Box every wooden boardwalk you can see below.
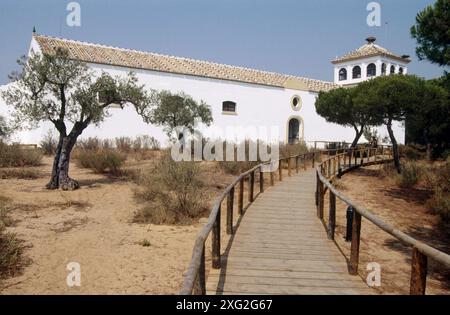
[206,169,373,295]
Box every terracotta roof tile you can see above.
[332,42,411,64]
[33,34,336,92]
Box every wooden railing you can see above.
[316,146,450,295]
[179,151,319,295]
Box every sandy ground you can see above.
[323,164,450,295]
[0,156,234,295]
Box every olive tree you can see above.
[2,49,155,190]
[150,90,213,141]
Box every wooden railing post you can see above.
[238,178,244,215]
[226,187,235,235]
[315,172,319,206]
[349,149,352,168]
[259,168,264,193]
[296,156,299,173]
[288,158,292,177]
[279,160,283,181]
[328,191,336,240]
[303,155,307,170]
[318,181,324,219]
[327,160,331,178]
[249,171,255,202]
[333,157,336,175]
[270,171,274,186]
[410,247,428,295]
[354,150,357,166]
[192,244,206,295]
[312,153,315,168]
[212,205,221,269]
[349,211,362,275]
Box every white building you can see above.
[0,33,406,147]
[333,37,411,86]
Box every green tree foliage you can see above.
[411,0,450,66]
[354,75,433,173]
[315,87,381,148]
[150,90,213,141]
[2,49,155,190]
[406,76,449,158]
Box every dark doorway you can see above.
[288,118,300,144]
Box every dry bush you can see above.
[279,142,309,159]
[396,161,422,188]
[0,168,41,179]
[399,144,426,161]
[0,198,26,278]
[115,137,133,154]
[134,152,208,224]
[332,178,347,190]
[379,162,397,179]
[424,160,450,226]
[76,137,102,151]
[76,149,126,176]
[39,131,58,155]
[132,135,160,151]
[216,140,269,175]
[0,141,43,167]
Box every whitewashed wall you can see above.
[334,55,409,86]
[0,37,405,147]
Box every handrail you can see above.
[180,150,320,295]
[315,147,450,295]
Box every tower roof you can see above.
[332,37,411,64]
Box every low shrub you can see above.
[218,161,258,175]
[424,160,450,225]
[427,188,450,224]
[0,168,41,179]
[396,162,422,188]
[40,131,58,155]
[399,144,426,161]
[77,137,102,151]
[134,152,208,224]
[279,142,309,159]
[76,149,126,176]
[0,141,43,167]
[133,135,160,151]
[115,137,133,153]
[0,199,26,278]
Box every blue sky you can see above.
[0,0,446,85]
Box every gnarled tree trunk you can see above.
[46,134,80,190]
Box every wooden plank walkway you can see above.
[206,168,374,295]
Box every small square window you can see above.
[222,101,236,113]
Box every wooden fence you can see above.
[316,147,450,295]
[179,151,319,295]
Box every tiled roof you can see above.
[33,34,336,92]
[332,42,411,64]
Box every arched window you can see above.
[367,63,376,77]
[352,66,361,79]
[399,67,404,74]
[390,65,396,74]
[222,101,236,113]
[339,68,347,81]
[381,63,387,75]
